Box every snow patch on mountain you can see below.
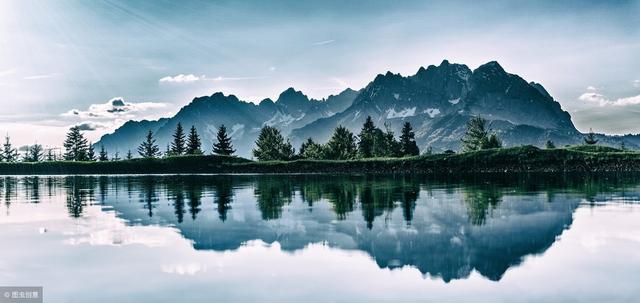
[448,98,460,105]
[263,112,305,127]
[393,93,400,100]
[423,108,441,118]
[386,107,416,119]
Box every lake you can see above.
[1,174,639,303]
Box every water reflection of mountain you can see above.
[3,174,639,282]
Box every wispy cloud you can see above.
[62,97,168,119]
[24,73,61,80]
[312,39,335,46]
[579,90,640,107]
[75,121,108,131]
[0,69,16,77]
[159,74,202,83]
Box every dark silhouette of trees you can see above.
[358,116,376,158]
[170,122,186,155]
[63,126,89,161]
[138,130,160,158]
[186,126,203,155]
[98,145,109,161]
[24,144,44,162]
[253,126,294,161]
[399,122,420,156]
[324,125,357,160]
[213,124,235,155]
[545,140,555,149]
[1,135,18,162]
[87,143,96,161]
[126,150,133,160]
[584,128,599,145]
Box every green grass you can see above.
[1,145,639,175]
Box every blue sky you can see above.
[0,0,639,146]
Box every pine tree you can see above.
[46,149,56,161]
[63,126,89,161]
[325,126,357,160]
[545,140,556,149]
[461,116,489,152]
[484,134,502,149]
[383,124,401,157]
[87,143,96,161]
[170,123,186,155]
[252,126,294,161]
[99,146,109,161]
[2,135,18,162]
[213,124,235,155]
[357,116,376,158]
[399,122,420,156]
[112,151,121,161]
[126,150,133,160]
[186,125,203,155]
[299,138,325,159]
[584,128,598,145]
[138,130,160,158]
[24,144,44,162]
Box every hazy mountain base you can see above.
[2,146,640,175]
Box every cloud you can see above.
[75,122,107,131]
[586,85,597,91]
[62,97,168,119]
[579,91,640,107]
[24,73,61,80]
[0,69,16,77]
[159,74,202,83]
[312,39,335,46]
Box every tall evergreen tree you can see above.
[299,138,325,159]
[63,126,89,161]
[170,122,186,155]
[112,151,121,161]
[126,150,133,160]
[213,124,235,155]
[584,128,599,145]
[98,145,109,161]
[383,124,401,157]
[461,116,489,152]
[357,116,376,158]
[399,122,420,156]
[325,126,357,160]
[87,143,96,161]
[138,130,160,158]
[2,135,18,162]
[186,125,203,155]
[252,126,294,161]
[24,144,44,162]
[46,149,56,161]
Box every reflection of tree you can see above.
[167,181,186,223]
[23,176,41,203]
[139,176,158,218]
[3,177,17,210]
[98,176,108,204]
[463,185,502,225]
[64,176,95,218]
[254,177,293,220]
[324,182,357,220]
[213,178,233,221]
[186,178,203,221]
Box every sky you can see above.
[0,0,639,148]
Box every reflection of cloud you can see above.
[161,263,206,275]
[159,74,202,83]
[62,97,168,119]
[312,39,335,46]
[578,90,640,107]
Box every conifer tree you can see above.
[138,130,160,158]
[357,116,376,158]
[186,125,203,155]
[87,143,96,161]
[299,138,325,159]
[126,150,133,160]
[170,122,186,155]
[46,149,56,161]
[252,126,294,161]
[325,126,357,160]
[24,144,44,162]
[545,140,556,149]
[399,122,420,156]
[461,116,489,152]
[2,135,18,162]
[63,126,89,161]
[213,124,235,155]
[485,134,502,149]
[99,146,109,161]
[112,151,121,161]
[383,124,401,157]
[584,128,598,145]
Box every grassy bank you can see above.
[1,145,639,175]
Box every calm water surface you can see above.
[1,174,639,303]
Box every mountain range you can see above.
[95,60,638,157]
